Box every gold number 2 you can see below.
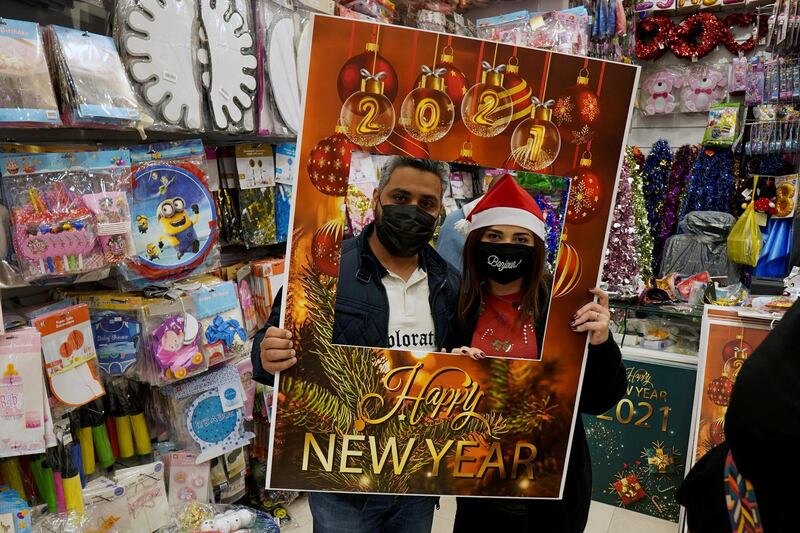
[357,96,380,135]
[474,90,499,126]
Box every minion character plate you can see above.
[129,157,217,280]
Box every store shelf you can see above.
[615,336,699,368]
[0,127,296,146]
[609,300,704,322]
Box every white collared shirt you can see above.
[382,267,436,352]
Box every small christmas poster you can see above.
[583,357,696,523]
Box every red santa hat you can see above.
[454,174,545,240]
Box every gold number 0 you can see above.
[474,90,499,126]
[415,98,440,133]
[357,96,380,134]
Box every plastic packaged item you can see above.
[343,0,396,22]
[729,56,747,95]
[477,11,531,46]
[198,0,257,132]
[166,451,210,506]
[81,476,130,532]
[729,178,765,266]
[114,461,170,532]
[255,0,294,137]
[236,145,277,247]
[0,18,61,127]
[0,486,31,532]
[123,140,220,286]
[0,149,133,282]
[82,293,144,376]
[681,63,728,113]
[640,67,684,115]
[115,0,204,131]
[32,304,105,408]
[192,280,247,367]
[274,143,296,243]
[161,365,254,463]
[171,502,280,533]
[703,103,741,148]
[142,296,207,385]
[45,25,140,128]
[266,8,302,134]
[660,211,741,280]
[0,328,46,458]
[745,55,765,107]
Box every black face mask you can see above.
[476,242,536,285]
[374,202,437,258]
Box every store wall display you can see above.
[690,307,771,465]
[0,19,62,127]
[267,16,638,498]
[584,357,696,523]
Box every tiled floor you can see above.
[284,496,680,533]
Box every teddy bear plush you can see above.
[643,71,683,114]
[681,67,727,112]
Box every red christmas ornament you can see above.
[669,13,723,60]
[312,219,345,277]
[566,153,603,224]
[553,231,581,298]
[374,129,430,158]
[707,376,734,407]
[635,16,675,61]
[553,69,600,145]
[504,57,533,125]
[337,42,399,103]
[709,418,726,446]
[413,46,468,119]
[454,141,479,166]
[722,335,753,362]
[307,126,362,197]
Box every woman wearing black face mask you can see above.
[445,174,626,533]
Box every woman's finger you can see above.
[590,287,610,308]
[574,302,610,320]
[572,308,609,327]
[573,320,610,333]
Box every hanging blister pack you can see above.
[81,293,144,377]
[142,295,207,385]
[192,279,248,367]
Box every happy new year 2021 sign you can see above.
[267,15,639,498]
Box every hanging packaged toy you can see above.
[234,266,258,336]
[0,328,46,458]
[82,477,131,532]
[774,175,798,219]
[162,365,254,463]
[142,295,207,384]
[0,18,61,127]
[114,461,170,532]
[83,293,144,376]
[274,143,296,243]
[640,68,684,115]
[192,279,247,367]
[345,151,376,235]
[32,304,105,408]
[729,56,747,95]
[0,149,132,282]
[45,25,140,127]
[477,11,531,46]
[0,488,31,533]
[745,56,765,106]
[124,140,219,286]
[703,103,741,148]
[166,451,210,506]
[681,63,728,113]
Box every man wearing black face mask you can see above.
[250,156,460,533]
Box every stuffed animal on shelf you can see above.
[681,67,727,112]
[199,508,255,533]
[643,71,683,114]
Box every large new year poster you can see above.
[690,307,771,465]
[584,357,696,522]
[267,15,639,498]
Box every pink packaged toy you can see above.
[641,69,684,115]
[142,296,207,384]
[681,64,728,113]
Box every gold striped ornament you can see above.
[553,230,582,298]
[504,57,534,124]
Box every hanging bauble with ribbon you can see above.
[312,219,345,277]
[307,124,362,197]
[504,56,533,125]
[337,42,399,103]
[340,69,395,147]
[454,141,479,166]
[553,230,581,298]
[565,152,603,224]
[553,68,601,145]
[399,65,455,143]
[375,130,430,158]
[510,97,561,171]
[707,375,734,407]
[721,335,753,362]
[461,62,513,138]
[414,46,468,119]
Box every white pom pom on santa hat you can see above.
[461,174,546,240]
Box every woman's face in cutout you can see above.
[480,225,536,247]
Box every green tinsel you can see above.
[628,148,654,283]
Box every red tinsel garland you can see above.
[635,16,675,61]
[669,13,724,60]
[635,11,763,61]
